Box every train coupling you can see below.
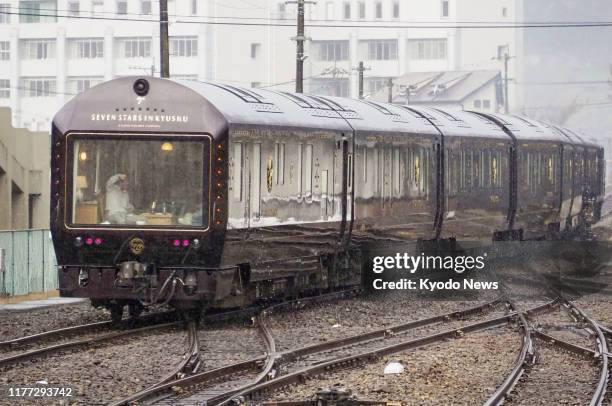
[116,261,151,287]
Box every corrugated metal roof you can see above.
[370,70,502,104]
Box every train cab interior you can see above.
[69,137,207,228]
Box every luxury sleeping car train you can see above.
[50,76,604,318]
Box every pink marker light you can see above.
[173,239,181,247]
[85,237,94,245]
[94,237,103,245]
[182,239,190,247]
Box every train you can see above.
[50,76,605,319]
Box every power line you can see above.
[4,10,612,29]
[12,5,612,25]
[515,80,611,86]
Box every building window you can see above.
[191,0,197,15]
[251,82,261,88]
[68,77,103,93]
[121,37,151,58]
[343,2,350,19]
[310,78,349,97]
[483,99,491,109]
[375,1,382,18]
[19,1,57,23]
[502,7,507,17]
[0,79,9,98]
[393,1,400,18]
[441,0,449,17]
[170,37,198,57]
[141,0,151,15]
[325,2,334,20]
[70,38,104,59]
[22,39,56,59]
[21,77,56,97]
[91,0,103,17]
[358,1,365,19]
[473,100,482,108]
[364,40,398,60]
[278,3,285,18]
[250,43,260,59]
[68,1,79,16]
[0,41,9,60]
[316,40,349,61]
[0,3,10,23]
[116,0,127,15]
[367,78,388,95]
[408,38,447,60]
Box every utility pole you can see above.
[503,53,509,114]
[352,62,370,99]
[387,78,394,103]
[497,44,514,114]
[160,0,170,78]
[287,0,315,93]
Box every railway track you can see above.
[0,311,179,368]
[113,296,522,405]
[110,289,360,405]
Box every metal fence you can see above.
[0,229,58,297]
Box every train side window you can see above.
[304,144,313,196]
[297,144,303,196]
[348,153,353,189]
[363,147,368,183]
[393,148,400,197]
[232,142,242,201]
[274,142,285,185]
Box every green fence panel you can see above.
[0,232,12,296]
[44,232,58,291]
[12,231,29,296]
[28,231,44,293]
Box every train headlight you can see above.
[133,78,149,96]
[74,236,83,247]
[192,239,201,249]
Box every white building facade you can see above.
[0,0,522,131]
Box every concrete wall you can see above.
[0,107,50,231]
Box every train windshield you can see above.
[70,137,207,228]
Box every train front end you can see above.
[51,77,233,315]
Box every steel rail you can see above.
[532,330,598,358]
[482,300,547,406]
[0,310,177,349]
[564,300,609,406]
[108,321,201,406]
[0,321,178,368]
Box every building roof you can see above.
[371,70,502,105]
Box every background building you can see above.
[0,0,518,131]
[370,70,503,112]
[0,0,609,147]
[0,107,49,230]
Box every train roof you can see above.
[53,76,599,150]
